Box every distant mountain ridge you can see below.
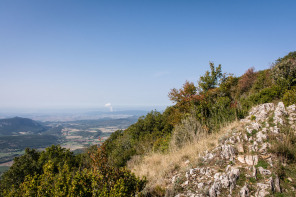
[0,117,46,135]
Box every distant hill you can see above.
[0,117,47,135]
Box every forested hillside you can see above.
[0,117,47,135]
[0,52,295,196]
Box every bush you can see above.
[1,145,146,196]
[170,115,205,149]
[238,67,256,94]
[270,127,296,162]
[271,51,296,87]
[283,89,296,106]
[251,69,272,93]
[103,110,174,167]
[245,85,283,105]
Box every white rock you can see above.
[252,166,257,177]
[270,176,281,193]
[228,168,240,193]
[197,182,204,189]
[237,143,244,153]
[255,183,270,197]
[259,143,269,153]
[220,174,230,188]
[287,104,296,113]
[189,168,196,175]
[252,141,259,152]
[258,167,271,175]
[185,171,190,179]
[274,102,287,125]
[240,184,250,197]
[172,175,178,184]
[238,155,245,163]
[245,155,258,166]
[247,103,274,123]
[243,134,249,141]
[204,152,215,161]
[182,180,189,187]
[209,181,221,197]
[256,131,267,143]
[270,126,280,134]
[221,144,236,161]
[214,173,221,181]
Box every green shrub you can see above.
[251,69,272,93]
[103,110,174,167]
[271,51,296,87]
[283,89,296,106]
[249,85,283,104]
[250,115,256,121]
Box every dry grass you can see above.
[127,121,243,191]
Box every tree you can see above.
[168,81,197,104]
[198,62,223,92]
[238,67,256,94]
[271,51,296,88]
[0,148,41,194]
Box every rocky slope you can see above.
[169,102,296,197]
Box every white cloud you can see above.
[104,103,113,112]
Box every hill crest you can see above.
[0,117,46,135]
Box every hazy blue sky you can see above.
[0,0,296,111]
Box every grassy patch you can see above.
[247,129,258,137]
[270,127,296,162]
[250,115,256,121]
[248,177,256,183]
[268,116,276,127]
[237,168,246,186]
[255,159,269,169]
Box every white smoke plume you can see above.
[104,103,113,112]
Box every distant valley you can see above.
[0,111,144,170]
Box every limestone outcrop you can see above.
[170,102,296,197]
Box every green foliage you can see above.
[198,62,223,92]
[240,85,284,115]
[20,162,145,197]
[0,117,47,135]
[272,51,296,88]
[219,75,238,98]
[250,115,256,121]
[0,145,82,195]
[0,135,58,150]
[104,110,173,167]
[251,69,272,93]
[282,89,296,106]
[0,145,146,196]
[38,145,79,173]
[255,159,269,169]
[0,148,42,193]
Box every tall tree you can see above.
[198,62,222,92]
